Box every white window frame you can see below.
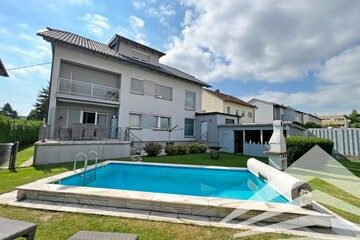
[154,116,171,130]
[155,84,172,101]
[242,110,245,117]
[130,77,144,95]
[248,112,253,118]
[184,118,195,137]
[129,113,142,129]
[185,90,196,110]
[227,106,231,114]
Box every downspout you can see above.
[46,42,55,124]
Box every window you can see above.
[227,106,230,114]
[131,49,149,63]
[154,116,170,129]
[185,90,196,110]
[235,110,239,115]
[248,112,253,118]
[155,84,172,100]
[242,110,245,117]
[82,112,96,124]
[225,118,235,124]
[184,118,195,137]
[129,114,141,129]
[130,78,144,94]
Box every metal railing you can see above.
[58,78,120,101]
[118,127,143,153]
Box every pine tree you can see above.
[0,102,18,118]
[348,109,360,128]
[27,82,49,120]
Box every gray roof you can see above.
[37,28,210,87]
[0,59,9,77]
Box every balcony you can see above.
[58,78,120,102]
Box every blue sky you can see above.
[1,0,360,117]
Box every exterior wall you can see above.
[48,44,202,142]
[222,101,255,123]
[295,112,304,124]
[307,128,360,156]
[34,141,131,165]
[249,100,274,122]
[283,108,297,122]
[201,90,223,113]
[320,115,349,128]
[303,114,322,125]
[118,41,160,66]
[195,113,238,146]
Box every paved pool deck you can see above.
[1,190,360,239]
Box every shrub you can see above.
[176,144,188,155]
[164,144,178,156]
[286,136,334,166]
[143,142,162,157]
[0,115,42,146]
[188,142,208,154]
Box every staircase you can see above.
[118,127,143,155]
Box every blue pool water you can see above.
[57,163,289,203]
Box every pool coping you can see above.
[16,161,333,227]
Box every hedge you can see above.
[0,115,42,146]
[286,136,334,166]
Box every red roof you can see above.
[205,89,255,108]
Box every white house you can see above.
[248,98,321,125]
[38,27,210,147]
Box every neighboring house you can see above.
[202,89,256,123]
[37,27,210,145]
[320,115,349,128]
[0,59,9,77]
[248,98,321,125]
[195,112,240,146]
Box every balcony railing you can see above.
[58,78,120,101]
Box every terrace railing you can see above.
[58,78,120,102]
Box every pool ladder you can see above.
[74,151,98,186]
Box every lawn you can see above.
[0,149,359,239]
[16,144,35,167]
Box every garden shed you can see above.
[218,121,306,157]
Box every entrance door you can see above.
[97,113,108,127]
[234,131,243,154]
[201,121,208,141]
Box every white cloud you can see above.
[82,13,110,36]
[129,16,145,28]
[162,0,360,83]
[146,4,175,27]
[133,1,146,9]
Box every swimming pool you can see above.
[56,162,289,204]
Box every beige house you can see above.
[320,115,349,128]
[202,89,256,123]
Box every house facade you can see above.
[249,98,321,125]
[38,28,210,145]
[202,89,256,123]
[320,115,349,128]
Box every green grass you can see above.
[16,144,35,167]
[0,205,290,240]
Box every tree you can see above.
[348,109,360,128]
[27,82,49,120]
[0,102,18,118]
[304,122,322,128]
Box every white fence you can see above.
[244,142,269,158]
[307,128,360,156]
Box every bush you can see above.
[188,142,208,154]
[286,136,334,166]
[143,142,162,157]
[176,144,188,155]
[0,115,42,146]
[164,144,178,156]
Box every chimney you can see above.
[215,89,220,93]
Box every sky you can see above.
[0,0,360,117]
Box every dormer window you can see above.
[132,49,149,63]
